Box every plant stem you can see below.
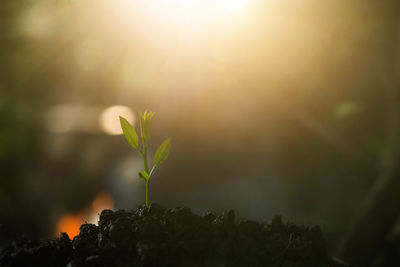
[143,152,149,173]
[142,149,150,206]
[149,165,156,176]
[145,179,150,206]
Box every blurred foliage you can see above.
[0,0,46,239]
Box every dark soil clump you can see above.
[1,204,345,266]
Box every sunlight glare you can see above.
[226,0,247,15]
[133,0,249,27]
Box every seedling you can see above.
[119,110,171,206]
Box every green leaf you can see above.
[153,138,171,166]
[139,171,150,181]
[139,110,155,148]
[119,116,139,150]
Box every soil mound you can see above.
[1,203,345,266]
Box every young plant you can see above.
[119,110,171,206]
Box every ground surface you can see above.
[0,203,345,266]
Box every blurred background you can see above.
[1,0,400,265]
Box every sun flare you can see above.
[226,0,247,14]
[132,0,249,26]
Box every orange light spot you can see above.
[55,192,114,238]
[56,214,83,238]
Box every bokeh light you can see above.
[99,105,135,135]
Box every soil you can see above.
[0,203,346,267]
